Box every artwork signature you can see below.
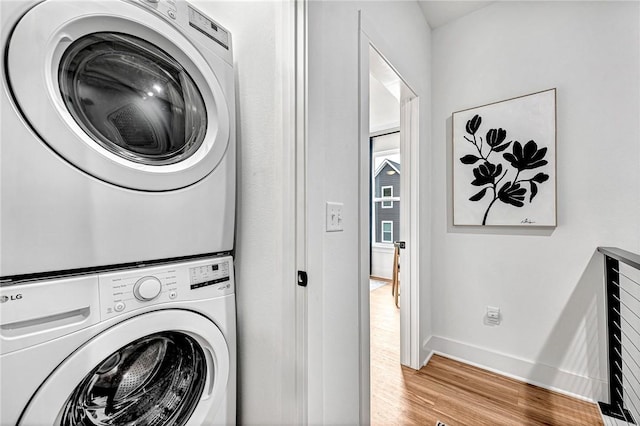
[521,218,536,224]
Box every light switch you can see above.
[326,202,344,232]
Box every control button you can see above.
[114,302,126,312]
[169,290,178,300]
[134,276,162,301]
[167,9,176,19]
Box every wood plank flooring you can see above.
[370,283,604,425]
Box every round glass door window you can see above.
[58,332,207,426]
[58,33,207,165]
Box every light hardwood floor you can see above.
[370,283,604,425]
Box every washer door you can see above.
[7,0,230,191]
[19,310,230,426]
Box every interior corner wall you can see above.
[306,1,431,423]
[430,1,640,400]
[189,2,292,424]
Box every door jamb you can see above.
[282,0,308,424]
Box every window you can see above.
[381,186,393,208]
[381,221,393,243]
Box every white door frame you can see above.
[400,93,421,368]
[358,10,422,423]
[293,0,309,423]
[279,0,306,424]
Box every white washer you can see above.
[1,0,236,276]
[0,255,236,425]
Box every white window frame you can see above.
[381,220,393,243]
[381,185,393,208]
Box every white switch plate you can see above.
[326,202,344,232]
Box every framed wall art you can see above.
[452,89,557,226]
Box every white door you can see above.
[7,0,230,191]
[19,310,230,426]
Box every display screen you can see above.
[188,7,229,50]
[189,262,229,289]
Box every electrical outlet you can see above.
[326,202,344,232]
[486,306,501,326]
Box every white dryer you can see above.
[1,0,235,276]
[0,255,236,425]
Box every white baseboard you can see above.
[422,335,607,403]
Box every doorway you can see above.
[362,41,420,422]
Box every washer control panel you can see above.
[99,256,233,320]
[133,276,163,301]
[189,261,230,290]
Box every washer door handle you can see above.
[202,347,216,400]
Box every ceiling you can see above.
[370,47,401,102]
[369,2,496,131]
[369,47,400,132]
[418,1,494,29]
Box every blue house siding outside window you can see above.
[374,160,400,244]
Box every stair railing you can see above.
[598,247,640,424]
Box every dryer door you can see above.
[19,310,230,426]
[7,0,231,191]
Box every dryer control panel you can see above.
[99,256,234,320]
[133,0,232,55]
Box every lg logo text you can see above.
[0,294,23,303]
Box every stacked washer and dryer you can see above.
[0,0,237,424]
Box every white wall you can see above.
[371,246,394,279]
[430,1,640,401]
[189,2,295,424]
[307,1,431,422]
[370,75,399,133]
